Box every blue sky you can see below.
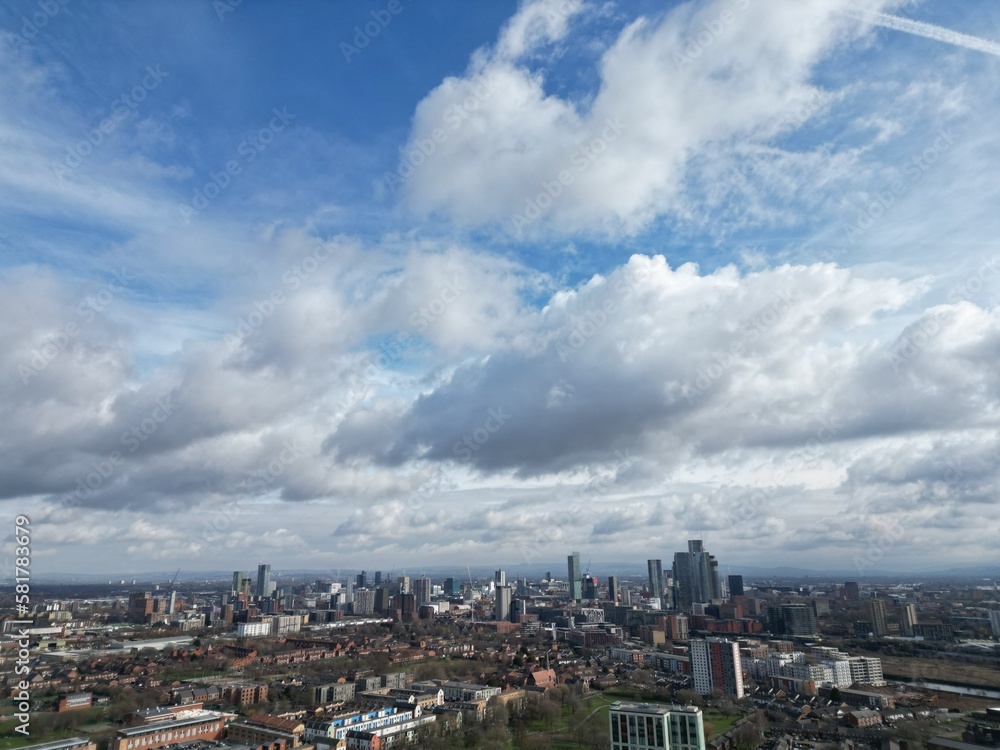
[2,0,1000,576]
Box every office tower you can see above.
[356,571,367,589]
[583,575,598,600]
[727,575,744,597]
[398,575,411,595]
[609,703,706,750]
[690,638,745,698]
[648,559,664,602]
[865,599,888,637]
[608,575,621,603]
[232,571,245,596]
[843,581,861,601]
[443,577,458,597]
[353,588,375,616]
[767,604,817,636]
[414,577,432,605]
[900,603,918,637]
[494,569,506,586]
[256,564,271,599]
[568,551,582,601]
[495,585,512,622]
[374,571,382,586]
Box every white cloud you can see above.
[398,0,904,235]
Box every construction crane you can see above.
[169,568,181,588]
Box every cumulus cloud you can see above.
[397,0,903,235]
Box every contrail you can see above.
[869,11,1000,58]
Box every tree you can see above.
[678,688,703,706]
[538,698,561,729]
[829,687,842,703]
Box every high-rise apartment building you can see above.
[353,589,375,616]
[767,604,817,636]
[397,576,411,595]
[865,599,888,638]
[609,703,706,750]
[374,586,391,615]
[256,564,271,600]
[495,585,512,622]
[608,575,621,603]
[673,541,721,611]
[690,638,744,698]
[900,603,918,637]
[568,552,582,601]
[413,577,432,605]
[648,559,664,602]
[495,569,506,587]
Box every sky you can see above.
[2,0,1000,579]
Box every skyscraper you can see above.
[583,575,598,600]
[690,638,744,698]
[374,571,382,586]
[232,571,245,596]
[647,559,664,602]
[495,569,506,587]
[727,575,744,597]
[900,603,917,637]
[607,575,621,603]
[356,571,367,589]
[398,575,411,595]
[414,576,432,605]
[353,588,375,616]
[256,563,271,599]
[865,599,888,637]
[568,551,582,601]
[673,541,721,611]
[495,585,512,622]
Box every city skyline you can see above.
[3,0,1000,576]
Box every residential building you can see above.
[256,563,271,600]
[608,575,621,603]
[112,708,226,750]
[413,577,432,605]
[441,682,501,702]
[648,559,664,602]
[690,638,744,698]
[900,603,918,637]
[767,604,817,636]
[568,552,582,601]
[865,599,889,638]
[353,589,376,616]
[495,585,512,622]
